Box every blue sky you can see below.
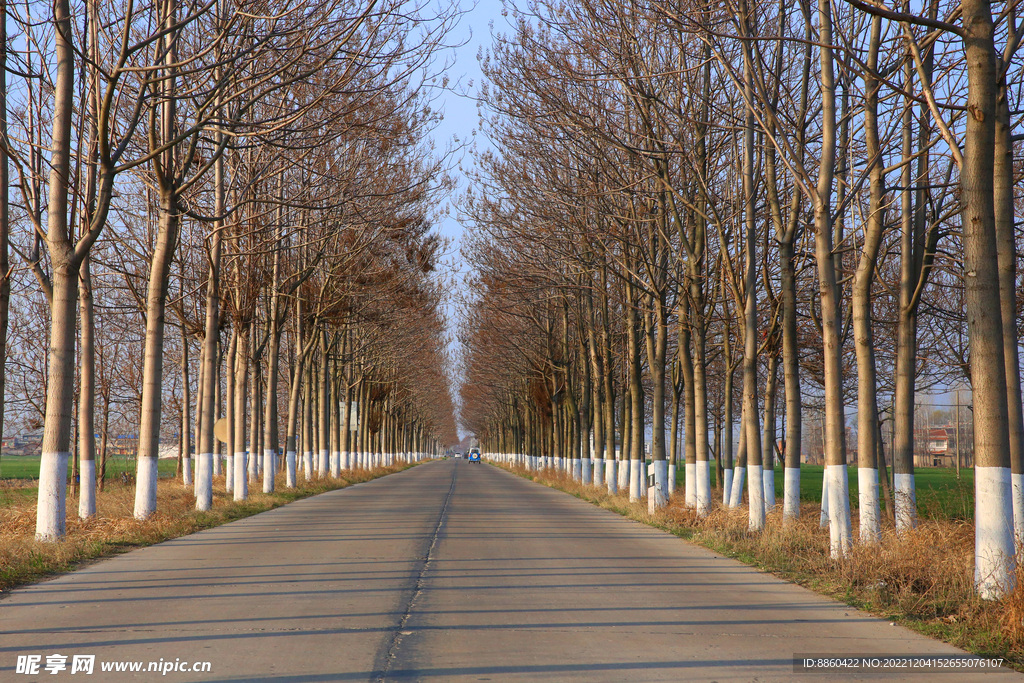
[429,0,506,430]
[432,0,504,269]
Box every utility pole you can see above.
[955,390,961,478]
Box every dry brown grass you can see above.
[502,464,1024,670]
[0,465,411,594]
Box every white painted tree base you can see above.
[652,459,668,500]
[763,468,775,511]
[685,462,696,508]
[648,483,667,513]
[895,472,916,531]
[722,468,733,506]
[36,452,70,540]
[819,466,830,528]
[264,450,276,493]
[827,464,852,558]
[729,466,745,508]
[668,464,676,495]
[783,467,800,520]
[976,466,1015,599]
[286,451,297,488]
[629,460,642,501]
[858,466,880,543]
[747,464,764,531]
[79,460,96,519]
[695,460,710,517]
[182,456,193,487]
[234,452,248,501]
[606,459,618,495]
[134,456,159,520]
[1014,472,1024,549]
[195,453,213,511]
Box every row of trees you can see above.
[459,0,1024,598]
[0,1,458,540]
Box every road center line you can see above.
[375,463,457,682]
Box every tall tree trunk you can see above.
[741,4,764,531]
[893,55,919,532]
[813,0,851,556]
[342,356,353,470]
[994,54,1024,546]
[722,313,735,505]
[586,288,605,486]
[852,17,885,543]
[780,232,802,522]
[134,191,179,519]
[669,360,681,496]
[774,0,808,525]
[318,332,329,476]
[134,0,181,518]
[35,0,77,540]
[0,0,10,482]
[644,288,669,504]
[359,378,370,468]
[99,392,109,492]
[224,328,237,493]
[248,332,260,483]
[302,358,314,479]
[263,256,283,493]
[601,266,617,493]
[762,353,779,511]
[215,335,223,476]
[233,323,250,500]
[619,385,630,491]
[192,338,204,491]
[180,320,192,487]
[730,403,748,508]
[284,302,305,488]
[330,351,341,478]
[689,292,711,513]
[626,280,644,501]
[691,48,712,516]
[961,0,1015,599]
[680,300,696,507]
[78,255,96,518]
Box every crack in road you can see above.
[374,464,457,682]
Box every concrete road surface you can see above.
[1,459,1019,682]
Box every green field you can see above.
[671,463,973,520]
[0,455,178,481]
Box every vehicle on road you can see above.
[469,448,481,463]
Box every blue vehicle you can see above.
[468,448,481,463]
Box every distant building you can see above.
[1,430,43,457]
[915,426,961,468]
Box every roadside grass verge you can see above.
[676,463,974,521]
[0,465,412,594]
[0,454,178,481]
[500,463,1024,672]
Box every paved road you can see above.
[2,459,1019,682]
